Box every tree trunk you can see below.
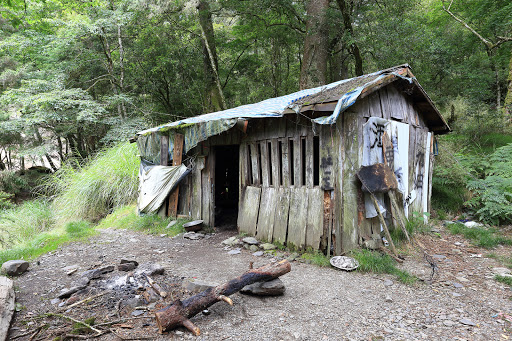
[299,0,330,90]
[155,260,291,335]
[505,51,512,118]
[197,0,226,112]
[336,0,363,76]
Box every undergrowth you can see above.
[300,251,331,267]
[486,253,512,269]
[350,249,416,284]
[446,223,512,248]
[495,275,512,287]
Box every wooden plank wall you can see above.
[237,116,327,251]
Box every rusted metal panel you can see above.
[237,186,261,235]
[357,163,398,193]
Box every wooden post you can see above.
[168,134,184,217]
[369,194,398,257]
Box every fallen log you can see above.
[154,259,291,335]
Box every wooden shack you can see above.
[136,64,450,254]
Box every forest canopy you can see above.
[0,0,511,175]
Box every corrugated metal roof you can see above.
[137,64,449,136]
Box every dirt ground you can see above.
[7,224,512,341]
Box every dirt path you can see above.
[8,226,512,340]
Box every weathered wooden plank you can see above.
[249,142,261,186]
[407,125,417,217]
[168,134,184,218]
[201,153,213,226]
[319,126,335,190]
[306,187,324,250]
[240,142,248,188]
[293,137,301,186]
[238,186,261,236]
[260,141,270,187]
[160,134,169,166]
[0,276,15,341]
[273,188,290,244]
[427,133,435,216]
[379,87,391,120]
[271,139,280,187]
[286,116,299,138]
[341,111,361,253]
[353,96,371,118]
[281,138,290,187]
[368,91,383,118]
[322,190,333,254]
[277,117,287,138]
[306,133,314,187]
[407,100,420,127]
[387,85,405,121]
[192,157,204,221]
[287,187,307,250]
[256,187,277,241]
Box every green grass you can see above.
[350,249,416,284]
[300,251,331,267]
[0,200,55,248]
[446,223,512,249]
[495,275,512,287]
[96,204,187,237]
[47,142,139,224]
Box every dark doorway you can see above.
[214,145,239,229]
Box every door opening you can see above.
[214,145,239,229]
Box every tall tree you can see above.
[299,0,330,90]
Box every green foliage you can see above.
[0,170,27,195]
[486,253,512,269]
[96,204,187,237]
[48,142,139,223]
[0,191,15,210]
[465,143,512,225]
[446,223,512,249]
[350,249,416,284]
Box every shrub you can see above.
[446,223,512,248]
[48,142,139,223]
[465,143,512,225]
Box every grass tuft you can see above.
[495,275,512,287]
[446,223,512,248]
[300,251,331,267]
[47,142,139,224]
[350,249,416,284]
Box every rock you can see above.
[182,279,217,293]
[166,220,177,229]
[50,298,61,305]
[454,242,463,246]
[249,245,260,252]
[432,255,446,260]
[286,253,299,261]
[73,277,90,288]
[464,221,483,228]
[184,232,205,240]
[81,265,115,279]
[451,249,461,254]
[135,263,165,276]
[459,318,476,326]
[383,279,393,287]
[492,267,511,276]
[260,243,276,250]
[455,276,469,283]
[121,259,139,266]
[58,286,82,299]
[160,234,167,237]
[252,251,264,257]
[452,282,464,288]
[222,237,239,246]
[452,292,463,297]
[228,249,241,255]
[118,263,137,272]
[242,237,259,245]
[443,320,456,327]
[241,278,285,296]
[1,260,29,276]
[61,264,79,273]
[385,295,393,302]
[131,310,145,317]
